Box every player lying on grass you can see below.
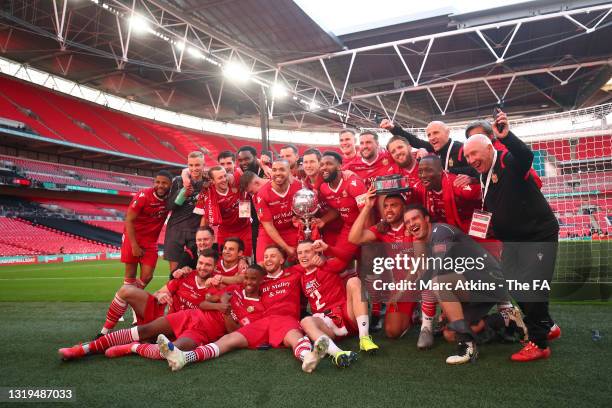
[101,265,267,360]
[59,256,233,361]
[156,245,313,372]
[296,240,379,373]
[96,249,220,337]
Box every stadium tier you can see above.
[0,216,115,255]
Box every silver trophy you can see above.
[292,188,319,240]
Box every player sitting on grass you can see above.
[59,252,232,361]
[297,240,379,373]
[102,265,267,360]
[96,250,218,337]
[156,245,312,372]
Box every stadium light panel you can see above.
[272,83,288,99]
[129,14,150,34]
[188,47,204,58]
[223,62,252,83]
[175,41,186,51]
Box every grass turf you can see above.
[0,260,610,407]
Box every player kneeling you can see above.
[296,240,379,373]
[158,247,312,372]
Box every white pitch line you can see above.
[0,262,120,273]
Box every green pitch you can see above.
[0,260,610,408]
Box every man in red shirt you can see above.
[413,155,481,233]
[302,148,323,190]
[157,245,313,372]
[198,166,252,256]
[60,250,230,361]
[386,135,423,204]
[296,240,379,373]
[348,190,418,339]
[339,129,358,162]
[217,151,236,175]
[279,144,300,179]
[254,159,302,261]
[343,131,399,188]
[120,171,172,288]
[318,151,367,259]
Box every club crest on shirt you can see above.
[342,190,348,197]
[247,306,255,313]
[448,158,454,167]
[382,158,389,166]
[492,173,498,183]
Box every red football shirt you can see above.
[254,179,302,232]
[369,223,406,243]
[215,172,250,232]
[426,189,447,223]
[300,258,349,313]
[166,270,223,313]
[229,288,265,327]
[343,149,400,188]
[260,268,302,319]
[126,187,169,244]
[319,174,368,227]
[215,259,242,277]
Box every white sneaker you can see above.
[156,334,186,371]
[446,341,478,365]
[302,335,329,374]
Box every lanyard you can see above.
[444,140,455,171]
[479,149,498,210]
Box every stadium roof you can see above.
[1,0,611,131]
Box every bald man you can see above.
[380,119,477,178]
[463,110,559,362]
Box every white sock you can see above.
[356,315,369,338]
[130,343,140,353]
[130,326,140,341]
[421,316,433,330]
[325,338,342,356]
[100,327,109,335]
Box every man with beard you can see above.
[237,146,268,258]
[386,135,423,204]
[165,151,206,272]
[237,145,267,178]
[380,119,477,179]
[120,171,172,290]
[343,131,399,189]
[157,245,313,372]
[348,190,418,339]
[463,110,560,361]
[60,250,227,360]
[253,159,302,261]
[317,151,367,259]
[339,129,358,162]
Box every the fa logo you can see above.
[537,252,543,261]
